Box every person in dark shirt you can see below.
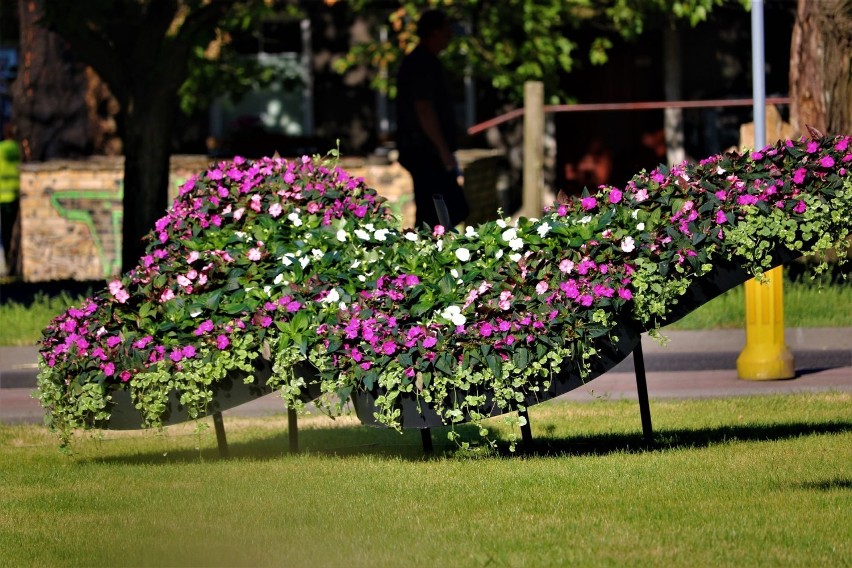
[396,9,469,228]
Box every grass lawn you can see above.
[1,392,849,567]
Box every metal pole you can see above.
[212,412,229,458]
[632,339,654,445]
[522,81,544,219]
[288,407,299,453]
[751,0,766,149]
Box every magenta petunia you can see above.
[181,345,197,358]
[715,210,727,224]
[793,200,807,214]
[580,196,597,210]
[216,335,230,350]
[820,155,835,168]
[609,188,623,204]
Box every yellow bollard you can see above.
[736,266,795,380]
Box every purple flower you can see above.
[380,341,397,355]
[479,322,494,337]
[169,348,183,362]
[715,210,727,224]
[422,336,437,348]
[806,141,818,153]
[181,345,197,358]
[618,288,633,300]
[793,200,807,214]
[194,320,214,336]
[820,155,835,168]
[737,195,758,206]
[609,189,623,204]
[793,168,807,184]
[216,335,230,350]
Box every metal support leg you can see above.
[212,411,229,458]
[420,428,433,455]
[288,407,299,454]
[633,339,654,445]
[519,408,533,447]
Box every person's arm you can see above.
[413,99,456,171]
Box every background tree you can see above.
[335,0,748,103]
[789,0,852,136]
[29,0,295,271]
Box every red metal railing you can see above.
[467,97,792,136]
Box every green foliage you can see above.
[337,0,749,102]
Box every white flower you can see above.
[441,305,467,326]
[621,236,636,253]
[536,222,551,237]
[281,254,295,266]
[354,229,370,240]
[579,216,592,224]
[299,256,310,268]
[364,223,375,232]
[509,253,522,262]
[336,230,347,242]
[323,288,340,303]
[716,165,725,175]
[632,209,640,219]
[496,219,507,228]
[404,232,419,242]
[351,260,361,269]
[288,212,303,227]
[274,273,284,285]
[501,227,517,242]
[637,222,645,231]
[263,286,272,296]
[338,302,347,311]
[496,249,504,259]
[358,275,366,282]
[508,237,524,251]
[234,231,248,241]
[374,228,389,241]
[464,226,478,238]
[437,240,443,252]
[311,248,324,259]
[455,247,471,262]
[450,269,459,278]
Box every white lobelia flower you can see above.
[455,247,471,262]
[354,229,370,240]
[621,236,636,253]
[509,253,522,262]
[374,228,389,241]
[441,305,467,326]
[536,222,551,237]
[336,229,347,242]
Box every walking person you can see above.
[396,9,469,228]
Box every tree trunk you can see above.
[11,0,90,161]
[120,92,173,270]
[789,0,852,136]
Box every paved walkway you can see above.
[2,328,850,425]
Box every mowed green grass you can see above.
[1,393,849,567]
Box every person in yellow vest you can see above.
[0,122,20,273]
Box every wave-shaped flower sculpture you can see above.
[38,136,852,448]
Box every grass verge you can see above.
[1,393,849,567]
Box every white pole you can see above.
[751,0,766,148]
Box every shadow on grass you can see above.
[80,417,852,466]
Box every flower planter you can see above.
[351,320,642,428]
[104,358,321,430]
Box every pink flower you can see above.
[836,137,849,152]
[635,189,649,202]
[247,248,262,261]
[216,335,230,350]
[793,168,807,184]
[433,225,445,237]
[422,336,437,348]
[120,371,132,383]
[715,210,728,224]
[737,195,758,206]
[618,288,633,300]
[169,348,183,362]
[535,281,549,295]
[820,155,835,168]
[479,322,494,337]
[651,171,666,183]
[559,259,575,273]
[181,345,197,358]
[102,362,115,377]
[609,188,623,203]
[194,320,214,336]
[793,200,807,214]
[581,196,597,210]
[806,141,819,153]
[269,203,283,217]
